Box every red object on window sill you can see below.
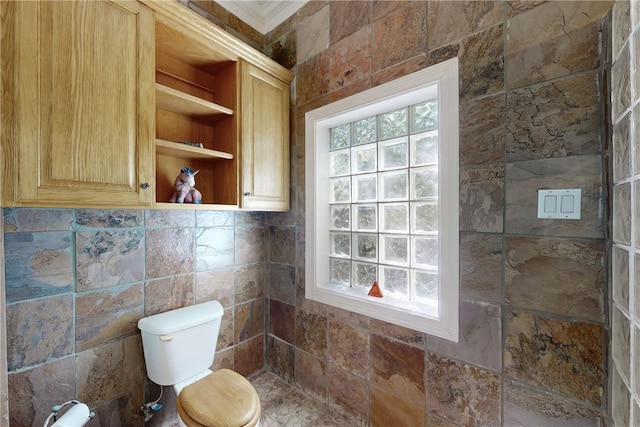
[368,280,383,298]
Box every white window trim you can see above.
[305,58,459,341]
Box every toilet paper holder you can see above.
[43,400,95,427]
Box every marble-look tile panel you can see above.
[635,106,640,179]
[195,268,234,306]
[76,229,144,291]
[296,309,328,357]
[235,211,265,227]
[328,365,369,423]
[327,306,370,330]
[613,182,632,244]
[612,1,632,63]
[613,245,630,312]
[270,300,295,344]
[217,306,234,350]
[76,335,144,414]
[195,210,234,227]
[506,1,609,89]
[270,263,296,305]
[8,356,75,427]
[328,320,369,379]
[612,366,630,426]
[295,349,327,401]
[371,334,424,402]
[372,2,427,72]
[145,209,195,228]
[195,226,234,270]
[269,30,297,72]
[235,298,264,342]
[427,24,504,100]
[371,385,425,427]
[506,73,601,161]
[459,163,504,233]
[635,29,640,105]
[328,27,371,92]
[75,283,144,352]
[503,380,602,427]
[505,155,604,238]
[235,263,265,304]
[635,253,640,323]
[267,335,295,384]
[295,224,305,269]
[370,318,424,347]
[297,4,329,63]
[505,236,605,322]
[425,353,501,426]
[612,43,631,122]
[371,54,426,87]
[234,226,265,265]
[234,334,264,377]
[144,274,194,316]
[4,231,73,302]
[426,412,460,427]
[296,52,330,105]
[459,93,506,165]
[268,226,295,264]
[7,295,73,370]
[372,0,409,21]
[613,305,631,383]
[76,209,143,228]
[459,232,502,302]
[504,312,605,405]
[3,208,73,232]
[635,325,640,395]
[427,1,502,49]
[427,300,502,372]
[329,0,369,44]
[613,112,632,182]
[145,228,195,279]
[507,1,547,18]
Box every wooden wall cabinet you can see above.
[1,0,155,207]
[146,1,293,211]
[1,0,293,211]
[240,62,290,211]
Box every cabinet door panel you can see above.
[5,0,154,206]
[240,61,290,211]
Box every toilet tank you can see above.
[138,301,224,386]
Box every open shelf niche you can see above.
[153,19,239,207]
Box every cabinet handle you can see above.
[244,192,251,197]
[141,182,150,189]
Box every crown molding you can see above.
[215,1,307,34]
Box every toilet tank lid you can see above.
[138,301,223,335]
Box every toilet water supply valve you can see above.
[140,385,164,422]
[43,400,94,427]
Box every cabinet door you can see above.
[240,61,290,211]
[1,0,154,207]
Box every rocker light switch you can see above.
[537,189,581,219]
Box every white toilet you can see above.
[138,301,261,427]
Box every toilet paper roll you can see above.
[50,403,91,427]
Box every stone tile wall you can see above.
[610,1,638,425]
[262,1,613,426]
[4,208,267,426]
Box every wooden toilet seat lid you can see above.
[177,369,260,427]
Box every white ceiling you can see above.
[214,0,308,34]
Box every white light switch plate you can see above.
[537,189,581,219]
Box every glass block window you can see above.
[328,100,439,304]
[306,58,459,341]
